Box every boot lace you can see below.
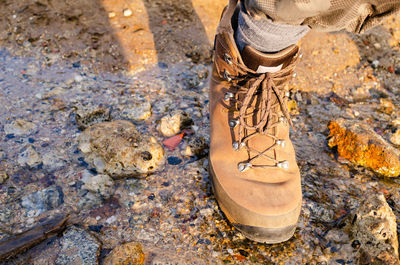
[220,53,298,172]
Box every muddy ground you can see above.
[1,0,400,264]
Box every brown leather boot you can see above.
[209,0,302,243]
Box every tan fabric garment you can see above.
[244,0,400,33]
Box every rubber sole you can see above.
[209,162,298,244]
[232,223,296,244]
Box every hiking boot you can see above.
[209,1,302,243]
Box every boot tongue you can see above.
[241,45,298,74]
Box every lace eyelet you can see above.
[232,141,245,151]
[276,139,286,147]
[224,53,233,65]
[238,162,251,172]
[223,70,232,82]
[229,119,239,128]
[232,141,239,151]
[277,161,289,169]
[224,92,234,101]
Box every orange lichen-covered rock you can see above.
[103,242,145,265]
[328,119,400,177]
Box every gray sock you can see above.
[235,2,310,53]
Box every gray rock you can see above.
[4,119,36,136]
[21,186,64,217]
[120,96,152,121]
[77,191,103,210]
[352,194,399,264]
[56,227,100,265]
[82,174,114,198]
[78,120,164,178]
[42,151,65,171]
[18,146,42,167]
[75,104,111,130]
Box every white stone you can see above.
[123,9,132,17]
[106,215,117,224]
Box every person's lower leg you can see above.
[235,1,309,53]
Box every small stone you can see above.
[328,119,400,177]
[103,242,144,265]
[42,151,65,171]
[159,111,192,137]
[182,146,193,156]
[4,119,36,136]
[0,172,8,184]
[390,129,400,145]
[108,12,116,18]
[167,156,182,165]
[123,9,132,17]
[352,194,399,264]
[120,98,151,121]
[56,227,100,265]
[371,60,379,69]
[373,43,382,49]
[78,120,164,178]
[78,191,103,210]
[185,136,208,157]
[82,174,114,198]
[18,146,42,167]
[74,74,83,82]
[105,215,117,224]
[75,104,111,130]
[21,186,64,217]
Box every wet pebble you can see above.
[55,227,100,265]
[103,242,144,265]
[78,120,164,177]
[4,119,36,136]
[184,136,208,157]
[82,173,115,199]
[78,190,103,210]
[167,156,182,165]
[21,186,64,217]
[159,111,192,137]
[120,97,151,121]
[75,104,111,130]
[42,151,65,171]
[18,146,42,167]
